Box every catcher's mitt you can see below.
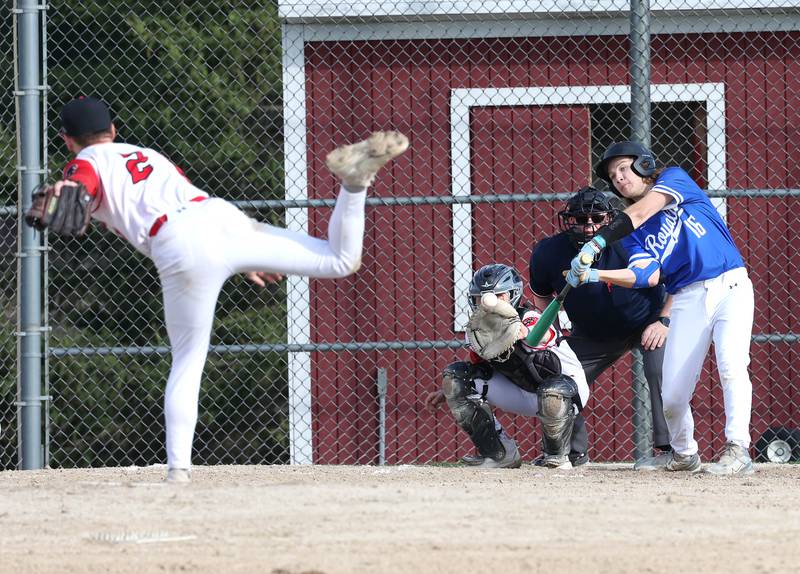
[466,299,521,361]
[24,182,94,236]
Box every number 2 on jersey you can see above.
[123,151,154,184]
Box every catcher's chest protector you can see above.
[491,345,541,393]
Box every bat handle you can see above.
[556,253,593,300]
[554,282,574,306]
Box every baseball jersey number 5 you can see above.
[122,151,154,184]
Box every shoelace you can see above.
[715,445,743,467]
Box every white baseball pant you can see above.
[661,267,754,455]
[149,188,366,469]
[473,340,590,418]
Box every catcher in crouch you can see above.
[425,264,589,469]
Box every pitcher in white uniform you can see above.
[52,96,409,483]
[566,141,755,476]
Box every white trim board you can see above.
[295,15,799,42]
[279,1,800,21]
[283,25,314,465]
[449,83,727,331]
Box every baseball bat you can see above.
[524,252,592,347]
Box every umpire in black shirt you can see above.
[529,186,672,465]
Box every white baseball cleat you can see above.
[165,468,192,484]
[325,131,409,189]
[704,442,755,476]
[634,450,701,473]
[633,450,672,471]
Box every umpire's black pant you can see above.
[566,329,671,460]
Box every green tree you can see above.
[15,0,289,469]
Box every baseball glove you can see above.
[466,299,521,361]
[24,182,94,236]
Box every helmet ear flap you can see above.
[508,286,523,308]
[632,151,657,178]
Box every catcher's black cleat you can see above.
[532,451,588,468]
[459,437,521,469]
[569,452,589,467]
[472,436,522,469]
[459,450,485,466]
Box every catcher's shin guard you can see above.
[442,362,505,460]
[537,375,580,465]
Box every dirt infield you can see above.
[1,463,798,574]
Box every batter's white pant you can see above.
[149,188,366,469]
[662,267,754,456]
[473,340,590,431]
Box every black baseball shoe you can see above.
[459,451,484,466]
[459,437,522,469]
[532,451,588,468]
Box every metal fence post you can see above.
[376,368,388,466]
[14,0,46,469]
[630,0,651,146]
[629,0,652,461]
[630,348,653,460]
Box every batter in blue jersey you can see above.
[565,142,755,476]
[622,167,744,293]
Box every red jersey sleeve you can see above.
[63,159,102,207]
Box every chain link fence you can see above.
[2,1,799,470]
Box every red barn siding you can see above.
[304,31,800,463]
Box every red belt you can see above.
[149,196,208,237]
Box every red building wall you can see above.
[302,31,800,463]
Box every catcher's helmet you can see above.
[595,141,658,193]
[558,186,616,246]
[468,264,524,310]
